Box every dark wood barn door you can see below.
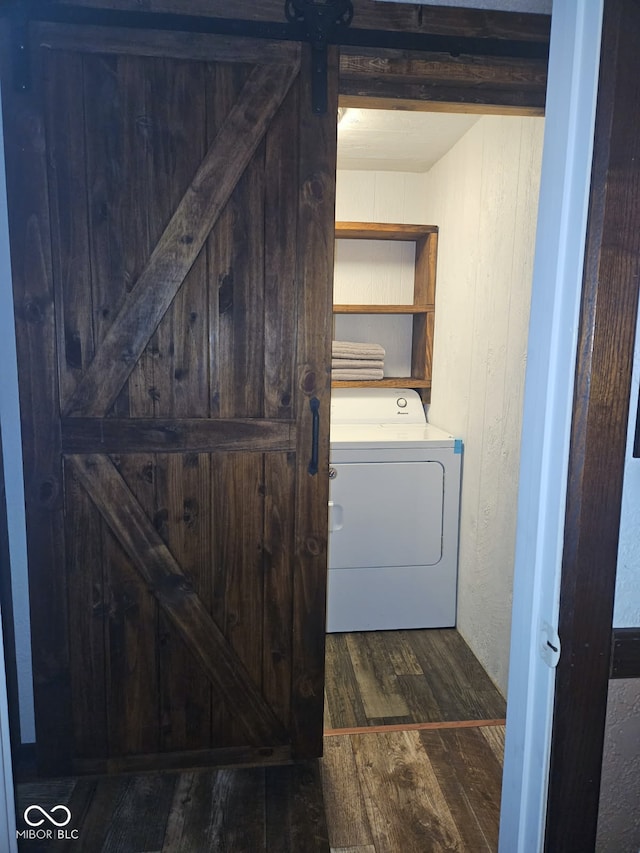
[1,24,337,776]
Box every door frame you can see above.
[544,0,640,848]
[500,2,604,850]
[0,82,18,853]
[0,0,631,848]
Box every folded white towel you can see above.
[331,358,384,370]
[332,368,384,380]
[332,340,386,359]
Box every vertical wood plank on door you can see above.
[205,62,251,420]
[264,75,299,421]
[261,75,299,733]
[136,57,213,753]
[98,58,160,756]
[211,453,265,743]
[64,460,108,761]
[290,45,337,759]
[45,48,106,760]
[44,51,95,409]
[121,55,156,419]
[158,453,213,752]
[104,454,160,756]
[263,453,295,729]
[216,140,266,419]
[145,57,208,420]
[0,24,72,773]
[83,53,131,418]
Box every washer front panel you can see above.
[328,461,444,569]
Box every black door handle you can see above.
[308,397,320,475]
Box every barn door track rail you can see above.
[2,0,549,112]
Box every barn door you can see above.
[1,23,337,776]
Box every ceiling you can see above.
[337,108,481,172]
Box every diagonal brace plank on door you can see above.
[64,58,301,418]
[68,453,289,746]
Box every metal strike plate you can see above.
[540,620,561,668]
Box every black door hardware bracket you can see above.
[285,0,353,114]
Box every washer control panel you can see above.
[331,388,426,425]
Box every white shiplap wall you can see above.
[335,115,544,697]
[424,115,544,695]
[334,171,431,376]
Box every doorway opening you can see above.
[322,103,545,849]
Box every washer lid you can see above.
[331,387,426,425]
[330,422,456,449]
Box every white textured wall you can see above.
[597,679,640,853]
[335,170,428,224]
[423,115,544,695]
[334,170,432,376]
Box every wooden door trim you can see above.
[288,46,338,760]
[338,49,547,115]
[0,22,74,775]
[35,21,302,64]
[611,629,640,679]
[69,454,289,745]
[65,58,300,418]
[12,4,550,117]
[545,0,640,849]
[42,1,549,42]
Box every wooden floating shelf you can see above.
[333,304,431,314]
[335,223,438,241]
[332,378,432,389]
[333,222,438,403]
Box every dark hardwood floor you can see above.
[15,629,506,852]
[322,724,504,852]
[16,762,329,852]
[324,629,506,730]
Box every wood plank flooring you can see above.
[322,725,505,853]
[15,629,506,852]
[324,629,506,729]
[16,763,330,853]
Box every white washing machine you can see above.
[327,388,462,632]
